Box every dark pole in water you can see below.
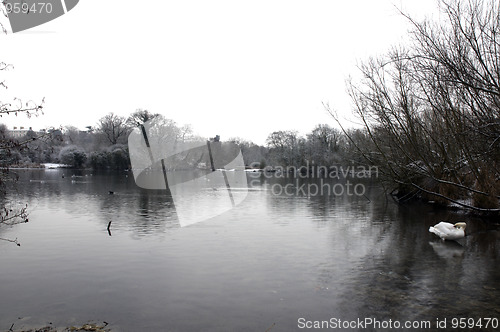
[206,140,216,171]
[160,159,171,195]
[140,124,155,163]
[207,139,235,207]
[140,124,175,206]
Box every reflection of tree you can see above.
[4,170,180,239]
[92,173,177,236]
[265,184,500,323]
[132,190,176,232]
[331,204,500,323]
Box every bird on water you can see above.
[429,222,467,241]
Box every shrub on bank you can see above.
[59,145,87,168]
[88,145,130,170]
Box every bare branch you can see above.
[0,237,21,246]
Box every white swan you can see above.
[429,222,466,240]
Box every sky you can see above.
[0,0,441,145]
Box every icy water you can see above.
[0,169,499,331]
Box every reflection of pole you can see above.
[207,140,235,207]
[224,171,235,207]
[140,125,175,204]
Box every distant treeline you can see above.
[0,109,367,171]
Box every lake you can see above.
[1,169,499,331]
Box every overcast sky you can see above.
[1,0,441,145]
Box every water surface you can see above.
[0,169,499,331]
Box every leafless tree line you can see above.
[330,0,500,212]
[264,125,346,168]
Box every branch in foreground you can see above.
[0,237,20,246]
[0,204,29,225]
[404,181,500,213]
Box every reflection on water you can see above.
[0,169,499,331]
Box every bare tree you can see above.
[266,130,303,167]
[0,3,8,34]
[228,137,268,167]
[97,112,130,145]
[126,109,160,127]
[0,61,44,243]
[178,124,193,142]
[305,124,344,164]
[330,0,500,212]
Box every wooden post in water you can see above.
[207,138,235,207]
[140,124,175,207]
[206,140,216,172]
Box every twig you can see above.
[265,322,276,332]
[0,237,21,246]
[408,182,500,212]
[0,204,29,225]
